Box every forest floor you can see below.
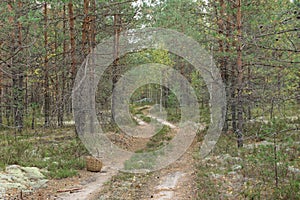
[0,109,299,199]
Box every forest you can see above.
[0,0,299,199]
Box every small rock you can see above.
[219,167,226,171]
[228,171,237,176]
[209,172,222,179]
[0,165,48,192]
[216,154,243,164]
[1,182,27,190]
[43,157,51,161]
[5,165,23,177]
[155,172,183,190]
[0,174,13,182]
[29,179,48,189]
[231,165,242,171]
[21,167,46,180]
[219,154,232,161]
[288,166,300,174]
[0,187,5,198]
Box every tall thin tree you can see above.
[44,2,50,127]
[236,0,243,147]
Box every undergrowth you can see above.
[196,119,300,199]
[0,127,88,179]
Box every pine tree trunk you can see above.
[54,24,60,127]
[68,0,76,116]
[112,14,121,123]
[90,0,96,49]
[217,0,229,131]
[0,64,2,128]
[227,2,237,133]
[11,2,25,132]
[44,3,50,127]
[82,0,90,56]
[58,5,67,127]
[5,85,11,126]
[69,0,76,83]
[31,86,36,129]
[236,0,243,148]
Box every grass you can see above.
[139,115,151,123]
[124,125,173,171]
[0,127,88,179]
[166,106,210,124]
[48,168,78,179]
[146,125,172,151]
[250,101,300,120]
[196,119,300,200]
[166,107,181,123]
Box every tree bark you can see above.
[217,0,229,131]
[0,63,2,128]
[90,0,96,49]
[44,2,50,127]
[58,5,68,127]
[111,14,121,123]
[236,0,243,148]
[54,20,60,127]
[69,0,76,83]
[82,0,90,56]
[11,2,24,132]
[68,0,76,115]
[230,1,237,133]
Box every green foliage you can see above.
[196,127,300,199]
[126,48,174,67]
[0,128,88,179]
[139,115,151,123]
[166,107,181,123]
[48,168,78,179]
[129,105,143,115]
[124,125,172,171]
[273,179,300,199]
[196,166,224,199]
[146,125,172,150]
[0,1,299,198]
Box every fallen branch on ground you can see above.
[57,188,82,193]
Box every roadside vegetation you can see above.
[0,127,88,179]
[196,117,300,199]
